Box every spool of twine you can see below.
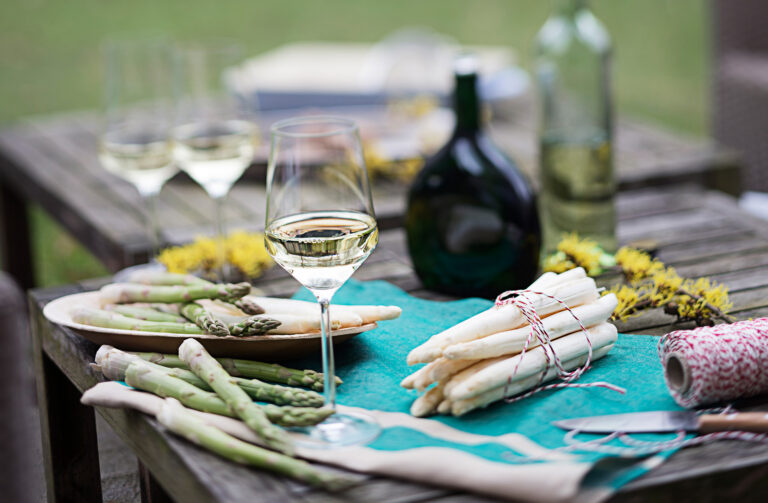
[659,318,768,408]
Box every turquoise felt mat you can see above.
[289,279,685,487]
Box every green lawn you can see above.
[0,0,709,286]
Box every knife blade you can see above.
[553,410,768,434]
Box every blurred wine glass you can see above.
[265,116,380,447]
[172,40,256,278]
[100,39,176,262]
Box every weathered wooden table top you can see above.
[30,187,768,502]
[0,106,739,276]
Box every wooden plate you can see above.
[43,292,376,361]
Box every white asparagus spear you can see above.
[451,343,615,416]
[428,358,478,383]
[443,356,508,399]
[447,322,618,401]
[443,294,618,360]
[410,382,446,417]
[245,296,399,324]
[406,277,599,365]
[400,367,426,389]
[437,399,453,415]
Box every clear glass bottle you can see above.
[406,56,540,298]
[534,0,616,254]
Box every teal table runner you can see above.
[289,279,685,498]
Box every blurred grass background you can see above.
[0,0,709,287]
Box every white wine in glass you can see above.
[173,41,255,278]
[100,39,177,262]
[265,116,380,447]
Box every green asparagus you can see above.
[100,282,251,305]
[96,346,324,407]
[228,315,282,337]
[107,305,185,323]
[156,398,351,490]
[179,339,294,455]
[233,297,265,315]
[123,361,333,427]
[125,270,210,286]
[132,351,341,391]
[73,308,204,334]
[180,302,230,337]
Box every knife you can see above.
[553,410,768,434]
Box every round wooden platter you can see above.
[43,291,377,361]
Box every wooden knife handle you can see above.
[698,412,768,433]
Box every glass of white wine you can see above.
[100,39,176,261]
[265,116,381,448]
[172,41,255,278]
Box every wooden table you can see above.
[29,187,768,503]
[0,107,739,291]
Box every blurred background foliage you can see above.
[0,0,709,286]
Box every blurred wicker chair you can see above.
[713,0,768,192]
[0,272,39,503]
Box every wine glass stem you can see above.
[140,188,162,261]
[318,297,337,410]
[213,195,229,280]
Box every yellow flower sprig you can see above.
[158,231,272,280]
[547,233,734,326]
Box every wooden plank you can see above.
[28,283,104,503]
[0,179,35,289]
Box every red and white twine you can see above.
[493,289,625,404]
[659,317,768,408]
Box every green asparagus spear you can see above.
[123,361,332,427]
[125,270,211,286]
[180,302,230,337]
[156,398,350,490]
[96,346,323,407]
[107,305,186,323]
[179,339,294,455]
[132,351,342,391]
[100,282,251,305]
[73,308,204,334]
[228,315,282,337]
[233,297,265,315]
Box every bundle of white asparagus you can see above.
[401,268,619,417]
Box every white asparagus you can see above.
[245,296,400,325]
[443,294,618,360]
[406,276,599,364]
[200,299,360,330]
[428,358,478,384]
[443,357,508,399]
[436,399,453,415]
[413,360,443,391]
[400,360,439,390]
[410,382,446,417]
[451,343,615,416]
[447,322,618,401]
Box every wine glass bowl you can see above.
[265,116,380,447]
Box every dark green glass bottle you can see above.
[405,57,540,298]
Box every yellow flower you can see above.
[615,247,664,283]
[157,232,272,280]
[608,284,648,322]
[542,233,603,275]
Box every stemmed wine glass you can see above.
[172,41,255,278]
[100,39,177,262]
[265,117,381,447]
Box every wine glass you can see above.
[265,116,380,447]
[100,39,176,263]
[172,41,255,279]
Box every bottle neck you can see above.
[454,73,480,133]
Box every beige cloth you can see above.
[83,382,594,502]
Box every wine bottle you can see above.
[405,56,540,298]
[534,0,615,255]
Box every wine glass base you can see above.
[290,411,381,449]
